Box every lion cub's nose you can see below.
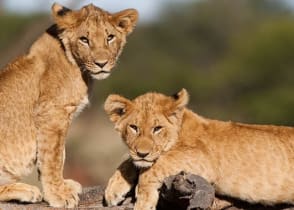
[95,61,108,68]
[137,151,149,158]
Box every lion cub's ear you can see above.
[168,89,189,121]
[52,3,72,17]
[51,3,72,28]
[51,3,72,20]
[104,94,132,123]
[172,88,189,109]
[51,3,82,28]
[112,9,139,34]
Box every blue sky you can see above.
[3,0,192,22]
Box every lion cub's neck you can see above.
[178,109,210,144]
[28,28,92,92]
[26,28,90,112]
[182,109,208,128]
[29,30,78,71]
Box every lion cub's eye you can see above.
[79,36,89,45]
[107,34,115,42]
[153,126,163,134]
[129,124,138,133]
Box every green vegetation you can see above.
[0,14,38,49]
[1,0,293,126]
[0,0,293,185]
[94,0,294,126]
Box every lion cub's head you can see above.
[104,89,189,168]
[51,3,138,80]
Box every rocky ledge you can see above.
[0,172,293,210]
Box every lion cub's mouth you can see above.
[91,70,110,75]
[130,151,158,168]
[87,69,111,80]
[133,159,154,168]
[132,156,156,168]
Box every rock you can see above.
[158,171,215,210]
[0,173,293,210]
[0,186,132,210]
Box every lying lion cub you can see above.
[104,89,294,210]
[0,3,137,208]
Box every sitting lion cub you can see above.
[0,3,137,208]
[104,89,294,210]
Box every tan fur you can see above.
[0,3,138,208]
[104,89,294,210]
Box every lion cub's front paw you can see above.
[104,187,126,206]
[104,182,130,206]
[44,179,82,208]
[134,202,156,210]
[104,172,133,206]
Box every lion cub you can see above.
[0,3,137,208]
[104,89,294,210]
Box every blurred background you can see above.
[0,0,293,187]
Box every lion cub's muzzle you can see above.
[84,58,114,80]
[88,63,112,80]
[131,139,157,168]
[94,60,108,69]
[91,70,111,76]
[90,70,111,80]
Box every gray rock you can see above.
[159,171,215,210]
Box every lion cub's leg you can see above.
[134,148,215,210]
[0,183,42,203]
[105,158,138,206]
[35,106,82,208]
[0,165,42,203]
[134,172,162,210]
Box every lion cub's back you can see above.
[211,122,294,204]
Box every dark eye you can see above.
[129,124,138,132]
[107,34,115,42]
[79,36,89,45]
[153,126,163,133]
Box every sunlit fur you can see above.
[104,89,294,210]
[0,3,137,208]
[53,3,138,80]
[104,91,186,168]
